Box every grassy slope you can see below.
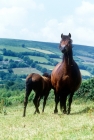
[0,39,94,139]
[13,67,42,75]
[0,38,94,77]
[0,100,94,140]
[28,56,49,63]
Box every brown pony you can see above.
[23,73,52,117]
[51,33,82,114]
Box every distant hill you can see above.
[0,38,94,80]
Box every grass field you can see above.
[13,67,42,75]
[77,56,94,62]
[39,64,54,70]
[80,70,91,76]
[0,51,3,54]
[28,56,49,63]
[27,47,55,54]
[54,58,61,62]
[0,45,31,53]
[3,56,22,61]
[82,62,94,66]
[0,99,94,140]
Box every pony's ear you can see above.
[69,33,71,38]
[61,33,63,38]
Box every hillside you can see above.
[0,30,94,140]
[0,38,94,110]
[0,38,94,80]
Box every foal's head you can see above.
[59,33,73,53]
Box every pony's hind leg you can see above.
[23,89,31,117]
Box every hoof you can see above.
[42,110,44,113]
[67,111,70,115]
[67,109,70,114]
[34,110,40,114]
[23,113,25,117]
[37,110,40,114]
[34,112,36,115]
[54,110,58,114]
[63,110,67,114]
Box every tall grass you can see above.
[0,100,94,140]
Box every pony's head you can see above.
[59,33,73,53]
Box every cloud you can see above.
[41,1,94,46]
[0,0,94,46]
[0,0,45,12]
[0,7,26,26]
[41,17,75,43]
[76,1,94,15]
[0,0,45,39]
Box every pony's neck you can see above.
[63,48,73,66]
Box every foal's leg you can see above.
[23,89,31,117]
[42,94,48,113]
[54,91,60,114]
[67,92,74,114]
[33,94,40,114]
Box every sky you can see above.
[0,0,94,46]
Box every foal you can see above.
[23,73,52,117]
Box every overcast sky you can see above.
[0,0,94,46]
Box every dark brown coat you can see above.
[51,33,82,114]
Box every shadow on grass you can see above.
[71,106,94,115]
[57,106,94,116]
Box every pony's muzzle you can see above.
[59,45,67,53]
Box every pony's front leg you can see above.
[67,92,74,114]
[54,91,59,114]
[60,94,67,114]
[23,90,31,117]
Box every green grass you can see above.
[0,100,94,140]
[83,62,94,66]
[0,45,30,52]
[54,58,61,62]
[13,67,42,75]
[3,56,21,61]
[28,56,49,63]
[0,51,3,54]
[77,56,94,62]
[27,47,55,54]
[38,64,54,70]
[0,69,7,72]
[80,70,91,76]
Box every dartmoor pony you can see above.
[23,73,52,117]
[51,33,82,114]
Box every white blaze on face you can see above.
[59,39,69,51]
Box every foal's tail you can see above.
[26,77,33,92]
[26,73,35,89]
[23,76,33,117]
